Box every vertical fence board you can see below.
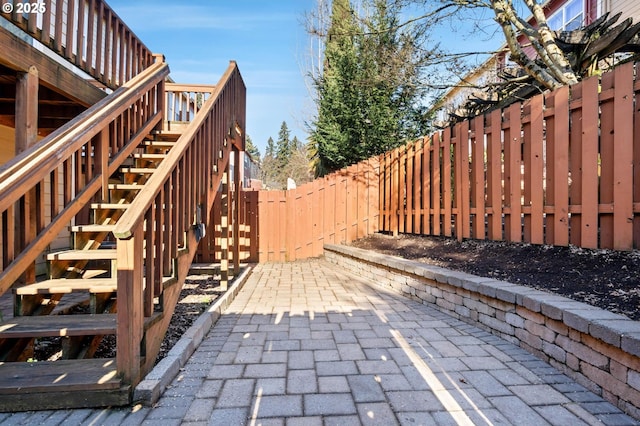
[457,121,471,240]
[613,62,635,250]
[336,171,347,243]
[346,165,358,242]
[569,81,584,246]
[286,189,296,261]
[357,162,367,239]
[432,132,442,236]
[545,88,557,245]
[382,152,390,232]
[325,175,336,245]
[399,146,406,234]
[412,141,422,234]
[370,156,380,235]
[505,102,522,243]
[312,179,323,256]
[442,128,452,237]
[528,95,545,244]
[422,138,431,235]
[471,116,485,239]
[634,66,640,248]
[406,143,414,234]
[600,71,615,248]
[553,85,570,246]
[390,148,399,235]
[487,109,502,240]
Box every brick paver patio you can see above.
[1,260,638,425]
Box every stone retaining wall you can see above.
[324,244,640,419]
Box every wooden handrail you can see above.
[0,59,169,295]
[112,61,246,384]
[0,60,163,188]
[165,83,216,93]
[0,61,169,213]
[1,0,154,88]
[114,63,239,239]
[164,83,216,123]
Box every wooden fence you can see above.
[379,61,639,251]
[225,61,640,262]
[239,158,380,262]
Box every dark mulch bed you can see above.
[349,233,640,321]
[33,274,225,362]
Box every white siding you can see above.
[606,0,640,22]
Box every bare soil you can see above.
[349,233,640,321]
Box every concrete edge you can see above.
[324,243,640,355]
[133,265,254,405]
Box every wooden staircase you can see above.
[0,131,180,411]
[0,57,245,412]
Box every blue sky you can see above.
[108,1,501,155]
[108,0,315,155]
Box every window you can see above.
[547,0,584,31]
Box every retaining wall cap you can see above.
[562,308,617,333]
[621,333,640,358]
[326,244,640,353]
[590,319,640,348]
[541,300,592,321]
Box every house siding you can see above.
[606,0,640,22]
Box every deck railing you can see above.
[165,83,216,124]
[1,0,154,88]
[113,61,246,384]
[0,58,168,294]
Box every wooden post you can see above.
[15,66,39,153]
[15,66,39,284]
[116,225,144,384]
[232,148,241,276]
[612,62,634,250]
[219,171,229,290]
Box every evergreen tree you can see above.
[291,136,305,151]
[309,0,433,176]
[259,130,312,190]
[245,135,261,162]
[265,137,275,158]
[261,137,279,189]
[275,121,292,167]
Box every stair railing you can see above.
[113,61,246,385]
[0,58,169,296]
[165,83,216,124]
[1,0,154,88]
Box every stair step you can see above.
[14,278,117,295]
[150,130,182,141]
[91,203,129,210]
[0,358,129,410]
[108,183,144,191]
[132,153,166,159]
[70,224,115,233]
[0,314,116,338]
[142,140,176,147]
[47,249,117,261]
[120,167,156,174]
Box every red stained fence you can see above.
[379,62,639,251]
[235,62,640,262]
[240,158,380,262]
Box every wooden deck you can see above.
[0,359,129,411]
